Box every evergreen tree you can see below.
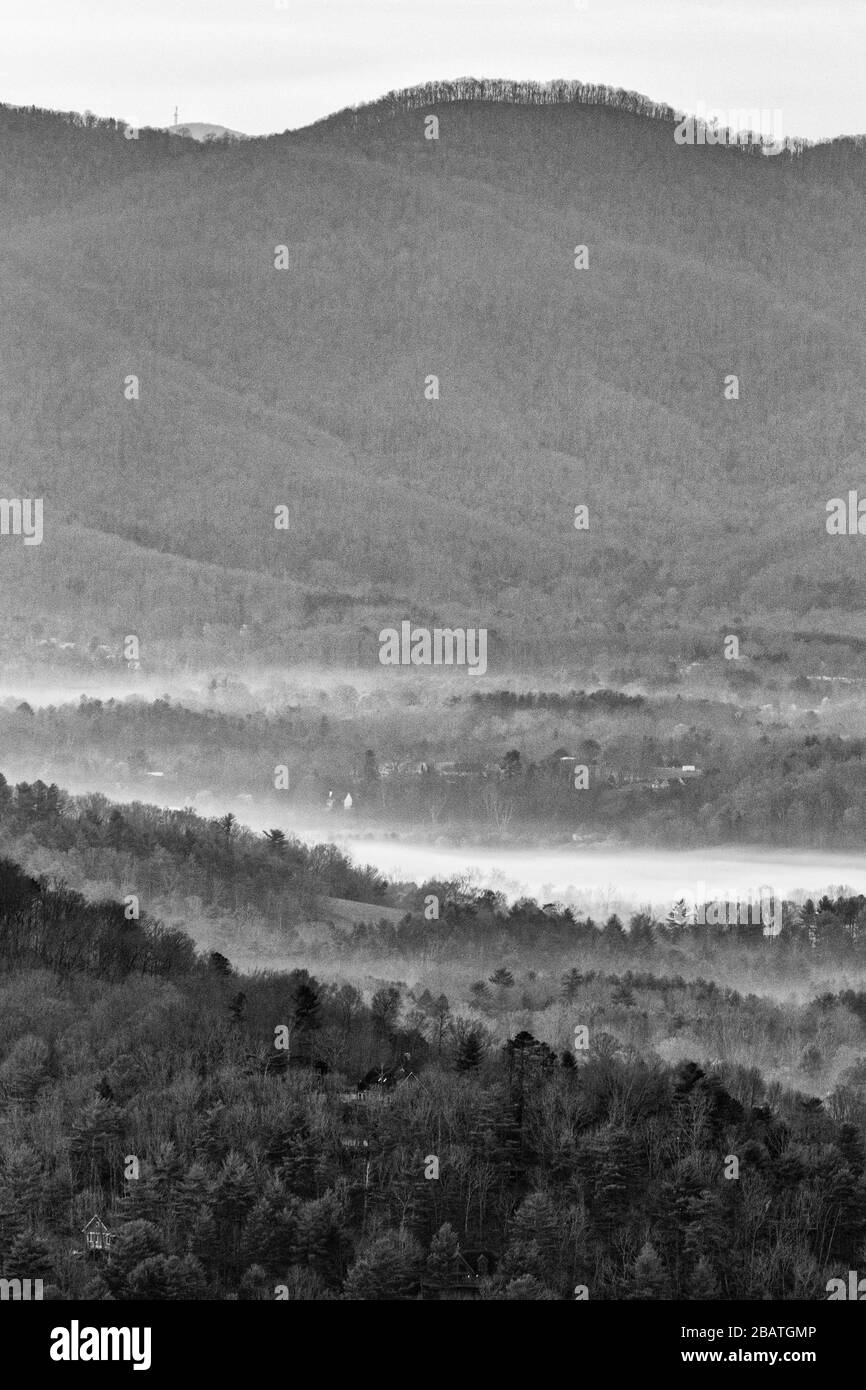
[500,1274,556,1300]
[454,1028,485,1072]
[561,968,582,1002]
[126,1253,207,1299]
[631,1241,670,1299]
[690,1254,721,1299]
[426,1222,461,1284]
[6,1229,54,1280]
[294,1191,348,1286]
[291,975,322,1062]
[238,1263,271,1300]
[343,1229,423,1300]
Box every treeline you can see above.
[2,951,866,1299]
[346,884,866,964]
[359,733,866,848]
[313,78,746,143]
[0,100,208,224]
[0,856,195,978]
[462,688,645,713]
[314,77,682,131]
[0,100,234,147]
[310,77,866,174]
[0,774,388,921]
[8,689,866,848]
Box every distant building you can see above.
[435,760,485,780]
[345,1061,421,1101]
[541,749,576,778]
[381,760,432,777]
[596,763,644,787]
[421,1247,486,1298]
[650,766,704,787]
[82,1215,114,1253]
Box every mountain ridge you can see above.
[1,83,865,673]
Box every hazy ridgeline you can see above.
[0,85,865,670]
[1,670,866,848]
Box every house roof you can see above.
[83,1215,111,1232]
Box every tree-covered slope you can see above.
[1,84,865,670]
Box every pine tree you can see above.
[294,1191,348,1286]
[126,1253,207,1299]
[343,1229,423,1300]
[426,1222,461,1284]
[6,1229,54,1279]
[602,914,627,951]
[238,1263,271,1300]
[455,1029,484,1071]
[0,1034,53,1104]
[508,1192,564,1289]
[612,982,636,1007]
[105,1220,166,1297]
[690,1254,720,1299]
[240,1191,300,1272]
[275,1265,331,1300]
[175,1162,211,1234]
[208,951,232,976]
[500,1274,556,1300]
[631,1241,670,1299]
[68,1096,126,1188]
[561,968,582,1002]
[838,1123,866,1176]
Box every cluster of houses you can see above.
[379,760,432,777]
[378,757,511,781]
[319,751,705,812]
[325,790,354,812]
[646,764,704,789]
[35,636,80,654]
[580,760,704,790]
[365,758,490,787]
[376,752,704,790]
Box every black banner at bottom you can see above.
[1,1298,857,1376]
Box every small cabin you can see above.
[421,1249,489,1299]
[82,1215,114,1253]
[346,1062,421,1101]
[650,765,704,788]
[435,761,485,780]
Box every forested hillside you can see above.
[1,83,866,672]
[4,781,866,1299]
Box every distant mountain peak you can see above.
[166,122,247,142]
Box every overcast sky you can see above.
[1,0,863,141]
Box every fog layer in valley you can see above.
[319,837,866,919]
